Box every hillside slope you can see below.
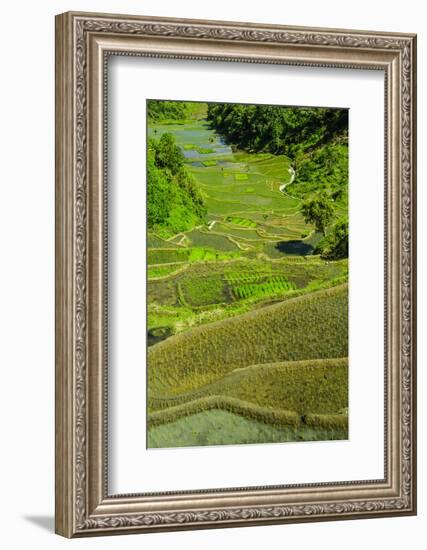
[148,284,348,395]
[150,357,348,414]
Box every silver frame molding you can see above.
[55,11,417,538]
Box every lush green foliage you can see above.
[147,100,207,122]
[147,104,349,447]
[207,103,348,157]
[153,132,185,173]
[147,100,189,121]
[207,102,347,156]
[315,218,349,259]
[301,194,335,235]
[291,142,348,199]
[147,134,206,234]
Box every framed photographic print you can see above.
[55,11,417,537]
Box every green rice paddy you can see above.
[148,409,347,448]
[147,111,348,448]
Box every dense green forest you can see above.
[206,103,347,156]
[206,102,349,259]
[147,100,206,122]
[147,133,206,235]
[147,100,189,122]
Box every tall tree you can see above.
[315,218,349,259]
[301,194,335,236]
[147,134,206,235]
[154,133,184,174]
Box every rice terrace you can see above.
[146,99,349,448]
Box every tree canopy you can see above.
[147,133,206,235]
[147,100,207,122]
[315,218,349,260]
[301,194,335,236]
[147,100,189,122]
[206,103,347,157]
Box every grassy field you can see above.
[147,106,348,448]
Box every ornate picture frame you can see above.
[55,11,417,537]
